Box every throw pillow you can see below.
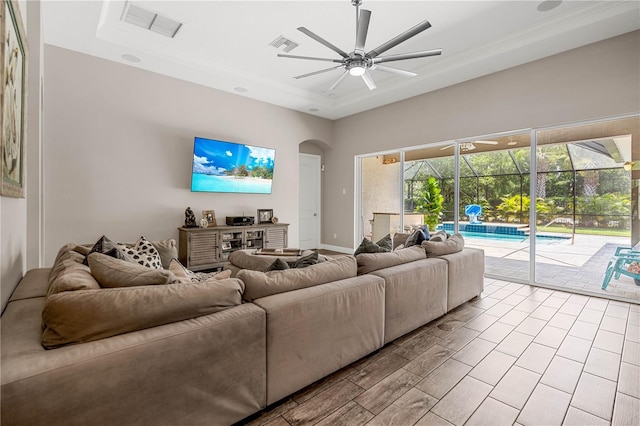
[82,235,128,266]
[266,258,290,271]
[288,251,319,268]
[422,233,465,256]
[88,253,177,288]
[405,228,428,247]
[150,239,178,269]
[376,234,393,252]
[392,232,410,250]
[420,225,430,241]
[118,236,163,269]
[429,230,449,242]
[191,269,232,282]
[354,237,392,256]
[168,258,193,284]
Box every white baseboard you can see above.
[320,244,354,254]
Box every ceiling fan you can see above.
[278,0,442,91]
[440,141,500,152]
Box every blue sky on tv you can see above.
[193,138,275,175]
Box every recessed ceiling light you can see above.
[121,54,141,63]
[507,141,518,146]
[537,0,562,12]
[234,87,248,93]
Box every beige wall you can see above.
[1,0,39,311]
[3,25,639,307]
[327,30,640,250]
[43,46,333,265]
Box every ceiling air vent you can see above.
[121,2,182,38]
[269,36,299,53]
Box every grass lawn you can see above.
[537,225,630,237]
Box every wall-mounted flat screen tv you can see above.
[191,137,275,194]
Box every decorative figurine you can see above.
[184,207,198,228]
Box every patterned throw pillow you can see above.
[118,236,163,269]
[191,269,232,282]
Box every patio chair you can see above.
[465,204,483,224]
[602,246,640,289]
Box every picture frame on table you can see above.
[257,209,273,224]
[1,0,28,198]
[202,210,217,227]
[221,242,232,250]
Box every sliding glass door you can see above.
[356,115,639,302]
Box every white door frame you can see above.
[299,153,321,249]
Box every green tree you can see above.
[414,177,444,230]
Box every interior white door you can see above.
[299,154,321,249]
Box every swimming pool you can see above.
[438,223,571,244]
[455,231,569,244]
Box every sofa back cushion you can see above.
[229,249,319,272]
[87,253,176,288]
[422,233,465,257]
[238,255,357,301]
[47,244,101,296]
[41,278,245,348]
[355,245,426,275]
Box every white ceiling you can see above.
[42,1,640,120]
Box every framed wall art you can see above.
[257,209,273,224]
[202,210,217,227]
[1,0,28,198]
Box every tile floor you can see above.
[241,278,640,426]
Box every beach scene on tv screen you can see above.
[191,138,275,194]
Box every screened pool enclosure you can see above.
[358,116,640,302]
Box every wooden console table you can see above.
[178,223,289,271]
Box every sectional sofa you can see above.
[1,238,484,425]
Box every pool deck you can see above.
[465,233,640,304]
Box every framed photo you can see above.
[1,0,28,198]
[202,210,217,227]
[257,209,273,224]
[221,242,232,250]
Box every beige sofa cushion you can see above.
[355,245,426,275]
[41,278,245,348]
[238,255,357,301]
[88,253,176,288]
[422,233,465,257]
[150,238,178,269]
[47,245,100,296]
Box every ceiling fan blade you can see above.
[371,65,417,78]
[329,70,349,90]
[278,53,344,63]
[355,9,371,52]
[298,27,349,59]
[294,65,345,80]
[361,70,377,90]
[366,20,432,59]
[372,49,443,64]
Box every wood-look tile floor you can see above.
[241,278,640,426]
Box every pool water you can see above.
[455,231,569,244]
[437,222,571,244]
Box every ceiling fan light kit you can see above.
[278,0,442,91]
